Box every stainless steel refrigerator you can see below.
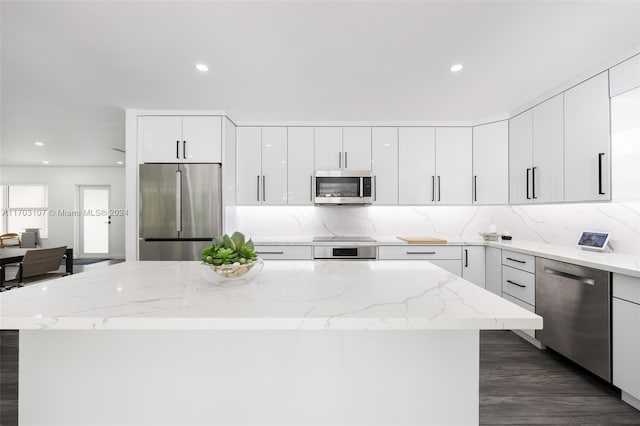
[139,163,221,260]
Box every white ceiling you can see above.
[1,0,639,166]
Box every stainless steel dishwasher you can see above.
[535,258,611,382]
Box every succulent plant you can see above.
[202,231,257,265]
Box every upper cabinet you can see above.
[287,127,315,205]
[609,54,640,97]
[371,127,398,205]
[435,128,472,205]
[314,127,371,170]
[236,127,288,205]
[398,127,436,204]
[473,121,509,205]
[140,116,222,163]
[509,94,564,204]
[398,127,471,205]
[564,72,611,202]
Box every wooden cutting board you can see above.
[396,236,448,244]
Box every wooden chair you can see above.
[0,233,21,248]
[15,246,68,285]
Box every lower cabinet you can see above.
[501,253,537,340]
[485,247,502,296]
[613,273,640,409]
[462,246,485,288]
[378,245,462,276]
[254,245,312,260]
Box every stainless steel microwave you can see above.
[314,170,372,205]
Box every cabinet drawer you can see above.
[613,297,640,400]
[378,245,462,260]
[502,250,535,273]
[613,273,640,305]
[502,265,535,305]
[254,245,312,260]
[502,293,536,338]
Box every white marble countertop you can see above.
[253,236,486,246]
[487,240,640,277]
[0,260,541,331]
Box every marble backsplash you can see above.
[225,202,640,256]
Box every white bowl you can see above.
[478,232,501,241]
[201,258,264,285]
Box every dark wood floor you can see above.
[1,306,639,424]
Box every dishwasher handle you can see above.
[543,267,595,285]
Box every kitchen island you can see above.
[0,260,541,425]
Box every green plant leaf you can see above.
[230,231,245,249]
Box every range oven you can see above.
[314,170,372,205]
[313,236,377,260]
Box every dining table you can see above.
[0,247,74,285]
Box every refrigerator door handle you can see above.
[176,170,182,232]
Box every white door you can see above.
[398,127,436,204]
[509,110,534,204]
[485,247,502,296]
[472,121,508,205]
[287,127,315,205]
[564,71,611,202]
[140,116,183,163]
[532,94,564,203]
[236,127,262,205]
[314,127,343,169]
[261,127,288,205]
[371,127,398,205]
[342,127,372,170]
[79,186,110,257]
[462,246,486,288]
[182,116,222,163]
[435,127,472,205]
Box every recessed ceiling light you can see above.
[195,63,209,72]
[117,161,124,165]
[450,63,463,73]
[35,141,44,146]
[41,160,49,164]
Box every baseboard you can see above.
[511,329,546,349]
[622,390,640,411]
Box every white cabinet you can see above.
[485,247,502,296]
[613,273,640,409]
[140,116,222,163]
[462,246,485,287]
[509,95,564,204]
[371,127,398,205]
[236,127,287,205]
[314,127,371,170]
[501,251,537,339]
[378,245,462,276]
[435,128,473,205]
[532,94,564,203]
[343,127,372,170]
[398,127,436,204]
[254,245,312,260]
[564,72,611,202]
[314,127,343,170]
[472,121,509,205]
[287,127,314,205]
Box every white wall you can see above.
[0,166,126,257]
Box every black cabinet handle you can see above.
[176,141,180,159]
[373,175,377,201]
[526,168,531,199]
[437,176,441,202]
[506,257,525,264]
[256,176,260,202]
[598,153,605,195]
[345,151,348,169]
[262,175,266,203]
[464,249,468,267]
[506,279,526,288]
[182,141,187,159]
[473,175,477,202]
[338,152,342,168]
[256,251,284,255]
[431,176,435,202]
[406,251,436,255]
[532,167,537,199]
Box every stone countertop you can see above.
[487,240,640,278]
[0,260,541,331]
